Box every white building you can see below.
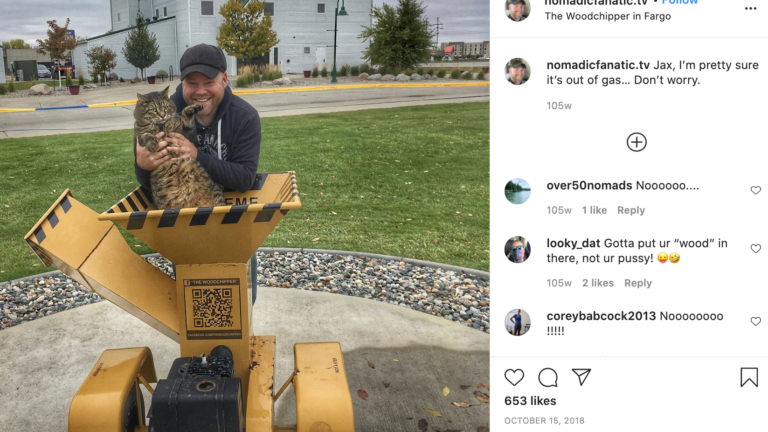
[73,0,372,80]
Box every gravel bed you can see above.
[1,251,490,333]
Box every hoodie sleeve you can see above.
[196,109,261,192]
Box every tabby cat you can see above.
[134,86,226,210]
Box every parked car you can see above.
[37,64,52,79]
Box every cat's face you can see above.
[136,86,176,125]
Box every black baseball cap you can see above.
[180,44,227,80]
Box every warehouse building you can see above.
[73,0,372,80]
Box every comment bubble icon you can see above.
[539,368,558,387]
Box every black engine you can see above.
[149,345,243,432]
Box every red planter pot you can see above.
[148,76,156,84]
[303,71,311,78]
[69,85,80,95]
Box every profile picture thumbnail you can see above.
[505,178,530,205]
[505,58,530,85]
[505,0,530,22]
[505,308,531,336]
[505,236,531,263]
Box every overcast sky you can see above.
[0,0,488,48]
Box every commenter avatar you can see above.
[506,0,530,22]
[506,58,530,85]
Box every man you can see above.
[135,43,261,193]
[507,0,527,22]
[511,310,522,336]
[507,58,528,85]
[507,238,527,263]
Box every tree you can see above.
[358,0,433,71]
[36,19,78,62]
[217,0,278,65]
[85,46,118,80]
[122,5,160,80]
[2,39,31,49]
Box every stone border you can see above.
[1,248,489,286]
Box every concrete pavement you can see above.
[0,287,490,431]
[0,79,490,139]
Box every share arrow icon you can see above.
[572,369,591,386]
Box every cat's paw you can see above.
[142,134,160,152]
[182,104,203,116]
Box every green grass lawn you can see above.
[1,80,65,92]
[0,103,489,281]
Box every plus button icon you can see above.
[627,133,647,152]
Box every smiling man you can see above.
[506,0,527,22]
[507,58,528,85]
[135,44,261,193]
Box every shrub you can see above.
[78,71,85,86]
[477,71,486,80]
[450,69,461,79]
[378,66,388,75]
[253,73,261,82]
[92,75,100,84]
[320,66,328,78]
[7,79,15,92]
[350,65,359,76]
[339,63,349,76]
[274,71,282,79]
[462,71,473,80]
[417,67,424,75]
[263,72,274,81]
[0,84,6,95]
[359,63,371,74]
[427,69,434,75]
[311,66,319,78]
[404,69,414,76]
[120,77,125,82]
[236,76,250,88]
[65,71,73,87]
[436,69,446,78]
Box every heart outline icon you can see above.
[752,317,761,326]
[751,186,761,195]
[505,369,525,386]
[751,244,761,253]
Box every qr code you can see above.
[191,288,234,328]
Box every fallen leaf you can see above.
[474,390,490,403]
[134,245,141,248]
[433,238,439,244]
[423,170,429,173]
[418,419,428,432]
[366,260,375,265]
[460,385,471,390]
[382,381,390,388]
[312,237,320,242]
[405,182,412,185]
[318,182,324,187]
[357,389,368,400]
[329,211,337,216]
[423,408,442,417]
[443,386,450,397]
[367,360,375,369]
[393,359,399,362]
[452,402,471,408]
[33,264,41,267]
[478,383,490,389]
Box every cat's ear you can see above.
[137,93,150,102]
[160,86,170,98]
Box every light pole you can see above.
[331,0,348,83]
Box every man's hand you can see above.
[136,133,171,170]
[165,132,198,161]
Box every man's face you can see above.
[182,72,228,120]
[510,241,525,262]
[509,2,524,21]
[509,65,525,84]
